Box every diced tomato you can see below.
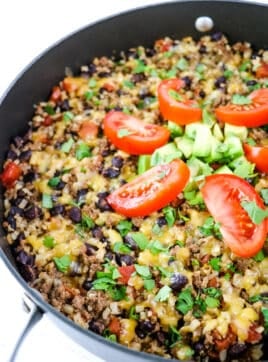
[155,38,173,52]
[109,317,121,336]
[43,116,53,127]
[244,143,268,173]
[107,160,190,217]
[201,174,267,257]
[118,265,135,284]
[213,328,236,351]
[50,86,61,102]
[215,89,268,127]
[103,111,170,155]
[62,77,85,93]
[1,162,22,188]
[78,121,98,141]
[158,79,202,125]
[256,62,268,78]
[246,324,262,343]
[103,83,115,92]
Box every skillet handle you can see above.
[9,294,44,362]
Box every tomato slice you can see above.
[118,265,135,284]
[157,79,202,125]
[201,174,267,258]
[244,143,268,173]
[107,159,190,217]
[78,121,98,141]
[256,62,268,78]
[103,111,170,155]
[215,89,268,127]
[1,162,22,188]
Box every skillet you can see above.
[0,1,268,361]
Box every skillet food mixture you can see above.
[3,33,268,361]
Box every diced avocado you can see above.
[150,143,182,167]
[228,156,246,169]
[192,125,213,158]
[214,165,233,174]
[228,156,255,178]
[205,136,224,163]
[202,108,215,128]
[167,121,184,138]
[223,136,244,160]
[213,123,224,141]
[184,180,199,192]
[175,136,194,158]
[224,123,248,141]
[138,155,151,175]
[185,122,207,139]
[187,157,213,178]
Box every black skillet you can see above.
[0,1,268,361]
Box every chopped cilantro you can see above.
[253,250,265,262]
[88,79,97,88]
[261,189,268,205]
[43,235,55,248]
[81,214,94,229]
[42,194,53,209]
[205,296,220,308]
[203,287,222,299]
[129,305,139,320]
[176,288,194,315]
[144,279,155,291]
[191,259,200,267]
[176,58,188,71]
[75,142,91,161]
[116,220,133,237]
[231,94,251,105]
[249,294,268,303]
[130,233,149,250]
[176,240,185,247]
[246,137,256,146]
[223,69,233,79]
[122,80,134,89]
[241,200,268,224]
[109,285,127,301]
[152,223,161,235]
[239,60,251,72]
[154,285,172,302]
[113,242,131,254]
[156,266,172,278]
[196,64,205,74]
[61,138,74,153]
[262,308,268,333]
[133,59,146,74]
[199,217,222,239]
[84,90,94,100]
[63,111,74,122]
[44,105,55,115]
[165,68,177,79]
[209,257,221,272]
[224,273,231,280]
[48,177,60,188]
[169,325,182,347]
[53,255,71,273]
[135,264,151,278]
[163,206,176,227]
[148,240,168,255]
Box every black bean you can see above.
[139,88,150,99]
[98,71,111,78]
[19,150,32,162]
[17,250,35,266]
[116,254,134,266]
[7,214,16,229]
[111,105,123,111]
[24,205,42,220]
[82,280,93,291]
[126,49,139,59]
[105,251,114,261]
[88,320,105,335]
[229,343,247,357]
[13,232,25,247]
[140,320,155,333]
[7,150,17,160]
[9,206,24,216]
[54,180,66,191]
[18,264,36,282]
[13,136,24,149]
[215,76,226,88]
[91,226,104,240]
[85,242,97,256]
[246,79,258,86]
[135,325,146,339]
[88,63,97,75]
[181,76,192,90]
[124,235,138,251]
[145,48,156,57]
[131,73,146,84]
[103,167,120,179]
[199,44,207,54]
[170,273,188,292]
[199,90,206,98]
[59,99,70,111]
[76,188,88,204]
[112,156,124,169]
[17,189,27,198]
[101,148,112,157]
[68,207,82,223]
[211,32,223,41]
[156,216,167,227]
[50,204,65,216]
[23,171,37,183]
[155,331,167,345]
[95,192,112,212]
[194,342,206,356]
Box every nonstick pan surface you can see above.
[1,1,268,361]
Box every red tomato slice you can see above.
[107,159,190,217]
[118,265,135,284]
[78,121,98,141]
[103,111,170,155]
[256,62,268,78]
[109,317,121,336]
[1,162,22,188]
[244,143,268,173]
[158,79,202,125]
[215,89,268,127]
[201,174,267,258]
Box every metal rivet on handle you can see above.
[195,16,214,32]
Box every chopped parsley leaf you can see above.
[116,220,133,237]
[44,105,55,115]
[163,206,176,227]
[209,257,221,272]
[133,60,146,74]
[176,288,194,315]
[48,177,60,188]
[205,296,220,308]
[130,232,149,250]
[75,142,91,161]
[154,285,171,302]
[199,217,222,239]
[148,240,168,255]
[113,242,131,254]
[122,80,134,89]
[43,235,55,248]
[63,111,74,122]
[53,255,71,273]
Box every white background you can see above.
[0,1,267,361]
